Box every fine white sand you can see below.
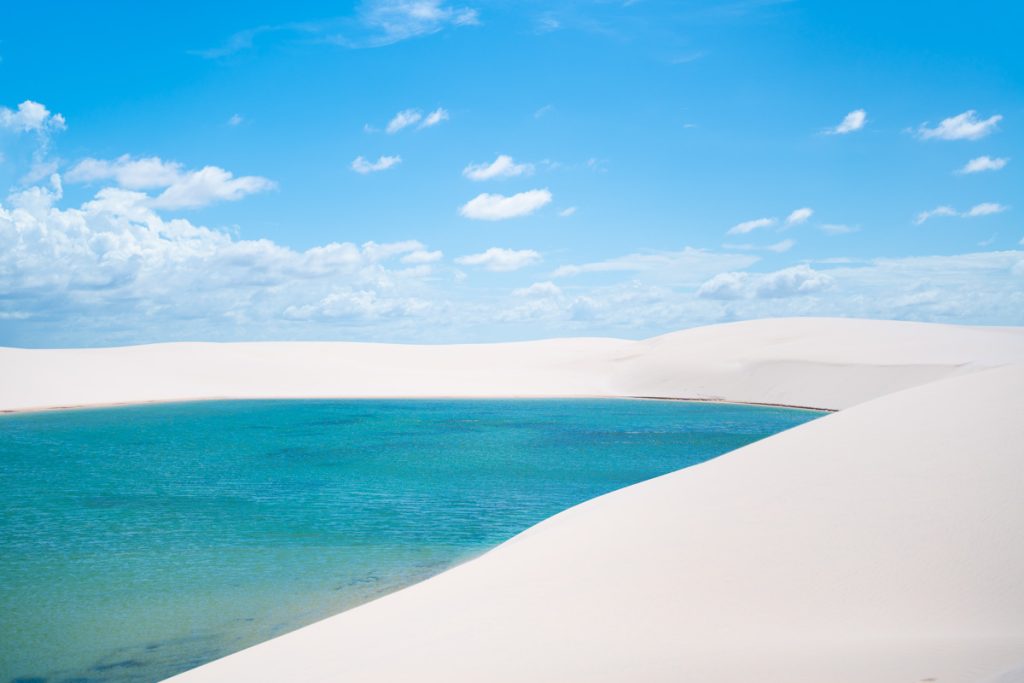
[3,317,1024,682]
[3,317,1023,412]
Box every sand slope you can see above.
[3,318,1023,412]
[170,363,1024,683]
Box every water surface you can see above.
[0,398,820,682]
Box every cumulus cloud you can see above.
[754,264,833,298]
[65,155,276,209]
[697,264,832,300]
[0,100,66,134]
[785,207,813,226]
[419,108,449,128]
[915,203,1008,224]
[455,247,541,271]
[0,177,441,343]
[462,154,534,181]
[695,272,749,300]
[918,110,1002,141]
[351,155,402,174]
[459,189,552,220]
[828,109,866,135]
[727,217,776,235]
[957,156,1009,174]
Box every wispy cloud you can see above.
[387,109,422,133]
[419,107,449,128]
[821,223,858,235]
[228,114,244,126]
[351,155,402,174]
[957,155,1009,174]
[193,2,480,58]
[915,202,1008,224]
[463,154,534,181]
[558,206,577,217]
[534,104,554,120]
[459,189,552,220]
[552,247,757,281]
[723,238,795,253]
[827,109,866,135]
[785,207,813,226]
[358,0,479,47]
[727,217,776,235]
[918,110,1002,141]
[455,247,541,271]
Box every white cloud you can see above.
[151,167,276,209]
[419,108,449,128]
[351,155,402,174]
[534,104,553,119]
[727,217,776,235]
[401,249,443,264]
[915,203,1008,224]
[0,100,66,133]
[228,114,244,126]
[386,109,423,133]
[459,189,552,220]
[918,110,1002,141]
[67,155,184,189]
[0,178,439,343]
[513,281,562,297]
[558,206,577,217]
[455,247,541,271]
[965,202,1008,217]
[914,206,959,225]
[552,247,758,283]
[723,239,795,253]
[360,1,479,47]
[697,264,832,300]
[695,272,749,300]
[66,155,276,210]
[462,154,534,181]
[755,264,833,298]
[828,109,866,135]
[785,207,813,226]
[957,156,1009,174]
[821,223,858,235]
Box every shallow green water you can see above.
[0,398,819,682]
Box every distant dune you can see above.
[4,318,1024,682]
[3,317,1023,412]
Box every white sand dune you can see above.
[4,317,1024,681]
[3,318,1023,412]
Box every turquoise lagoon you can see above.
[0,399,819,682]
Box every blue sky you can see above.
[1,0,1022,346]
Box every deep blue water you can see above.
[0,399,819,682]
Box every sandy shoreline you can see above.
[4,317,1024,682]
[0,393,836,416]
